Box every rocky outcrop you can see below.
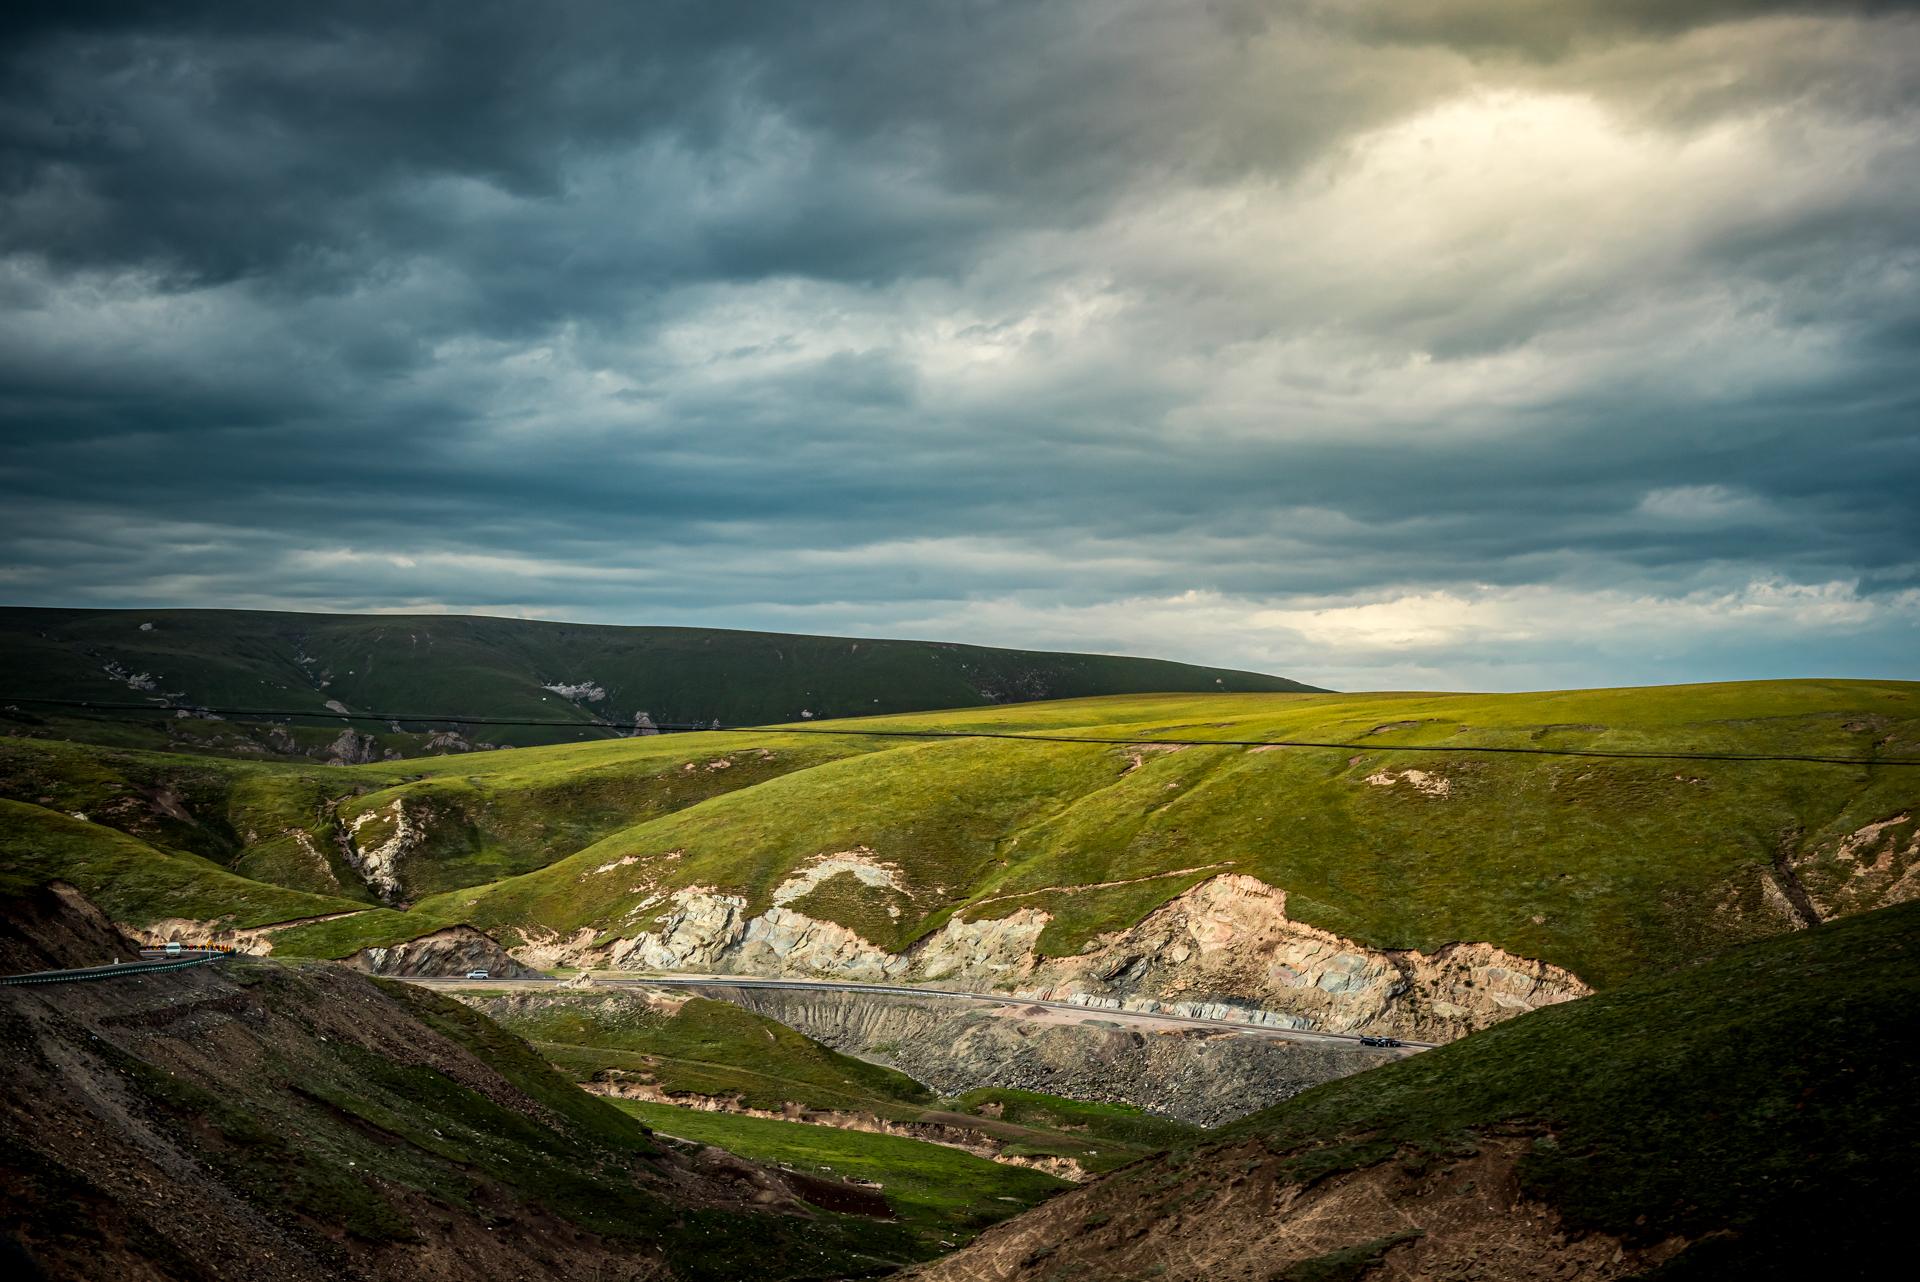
[338,799,419,903]
[520,872,1587,1043]
[324,728,381,765]
[347,925,536,978]
[1019,875,1590,1043]
[716,987,1383,1126]
[1792,812,1920,921]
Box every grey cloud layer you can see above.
[2,1,1916,687]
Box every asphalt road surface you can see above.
[0,950,227,986]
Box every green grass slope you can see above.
[488,991,938,1116]
[467,990,1199,1175]
[416,681,1920,988]
[4,681,1917,997]
[610,1101,1069,1249]
[0,606,1315,757]
[0,800,364,929]
[0,731,878,902]
[924,899,1920,1280]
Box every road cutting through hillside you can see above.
[0,950,228,985]
[405,972,1434,1053]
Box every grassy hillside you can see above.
[0,606,1314,757]
[467,989,1200,1176]
[490,991,939,1115]
[0,800,365,928]
[2,681,1916,998]
[613,1102,1068,1247]
[416,681,1920,987]
[0,888,927,1280]
[907,899,1920,1281]
[0,731,879,902]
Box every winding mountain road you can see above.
[0,950,228,986]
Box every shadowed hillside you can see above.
[0,885,928,1280]
[0,607,1317,759]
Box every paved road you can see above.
[407,971,1432,1053]
[0,950,227,986]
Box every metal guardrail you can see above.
[0,953,227,986]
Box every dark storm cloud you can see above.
[1325,0,1920,56]
[1,1,1917,688]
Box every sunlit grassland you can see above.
[609,1099,1070,1245]
[3,681,1915,993]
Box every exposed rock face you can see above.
[1794,812,1920,920]
[339,799,419,903]
[347,925,537,979]
[716,987,1383,1126]
[324,728,380,765]
[522,873,1588,1043]
[914,911,1050,984]
[1020,875,1590,1042]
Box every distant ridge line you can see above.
[7,696,1917,767]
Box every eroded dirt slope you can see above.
[0,889,918,1281]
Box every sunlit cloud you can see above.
[0,1,1915,689]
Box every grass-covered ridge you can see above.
[3,680,1917,993]
[0,799,364,928]
[419,680,1920,986]
[0,605,1314,757]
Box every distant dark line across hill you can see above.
[8,696,1917,767]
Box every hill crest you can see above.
[0,605,1320,760]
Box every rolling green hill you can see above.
[1,681,1915,1023]
[907,898,1920,1281]
[0,606,1317,758]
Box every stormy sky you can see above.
[2,1,1917,690]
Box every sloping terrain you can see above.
[0,606,1314,758]
[0,886,929,1281]
[706,984,1384,1127]
[463,986,1202,1172]
[3,682,1917,1044]
[905,899,1920,1282]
